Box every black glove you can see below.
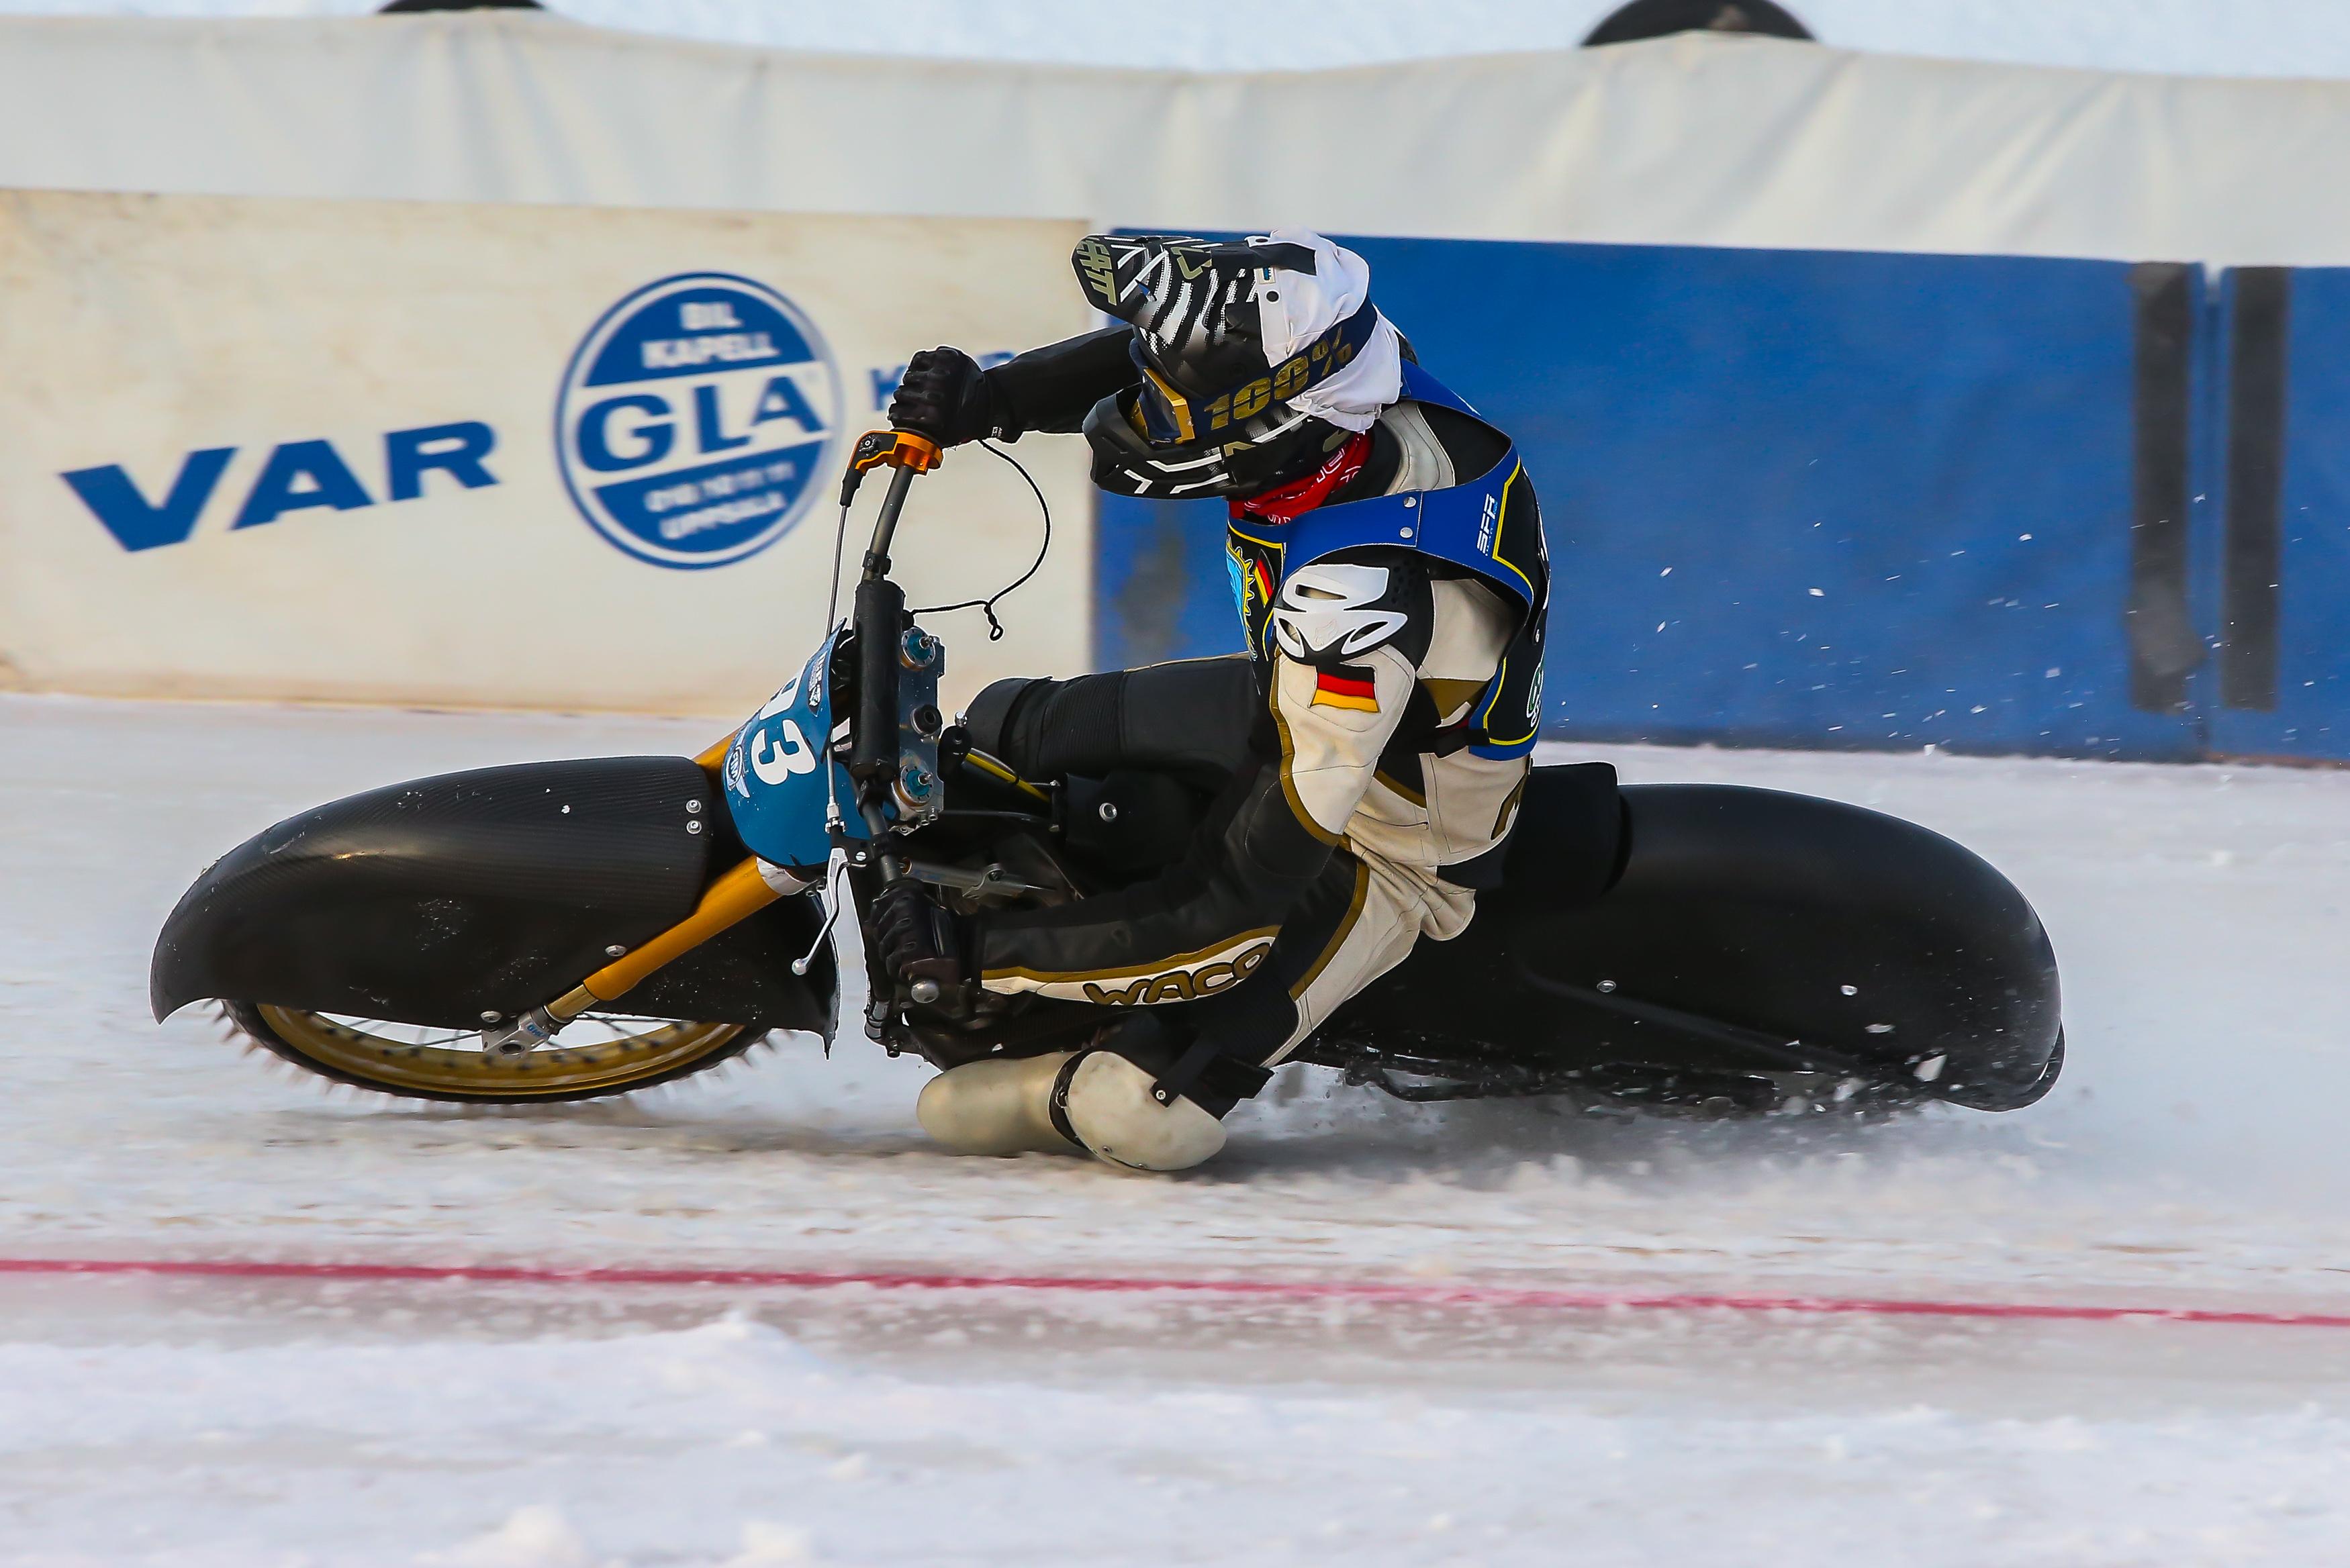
[886,347,1000,447]
[870,875,970,1004]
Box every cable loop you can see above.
[909,440,1051,640]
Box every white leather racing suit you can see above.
[966,394,1543,1077]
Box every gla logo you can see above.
[556,273,841,570]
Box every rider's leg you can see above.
[915,752,1528,1171]
[913,1016,1242,1173]
[1051,852,1474,1170]
[1251,744,1530,1069]
[910,851,1356,1170]
[1040,1014,1236,1173]
[1265,854,1475,1065]
[928,660,1521,1171]
[961,657,1256,791]
[919,847,1402,1171]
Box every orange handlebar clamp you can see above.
[855,428,943,474]
[839,428,943,506]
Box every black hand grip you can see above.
[851,577,904,783]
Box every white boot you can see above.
[1058,1050,1227,1173]
[916,1052,1084,1157]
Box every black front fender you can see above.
[152,756,833,1036]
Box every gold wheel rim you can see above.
[256,1005,748,1099]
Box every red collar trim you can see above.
[1229,431,1374,526]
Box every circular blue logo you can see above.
[556,273,841,569]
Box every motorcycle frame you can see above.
[489,432,944,1053]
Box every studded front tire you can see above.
[223,1000,763,1104]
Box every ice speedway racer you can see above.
[150,433,2065,1161]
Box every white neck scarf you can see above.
[1250,226,1404,434]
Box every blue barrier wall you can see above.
[1093,236,2350,763]
[2204,268,2350,761]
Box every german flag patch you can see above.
[1311,664,1380,714]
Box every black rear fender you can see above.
[151,756,833,1036]
[1331,765,2063,1111]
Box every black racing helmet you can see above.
[1072,233,1384,500]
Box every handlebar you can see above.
[840,428,941,584]
[837,429,948,1028]
[838,429,943,889]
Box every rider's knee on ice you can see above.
[1055,1050,1227,1173]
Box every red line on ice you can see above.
[1,1255,2347,1328]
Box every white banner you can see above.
[6,15,2350,266]
[0,190,1094,714]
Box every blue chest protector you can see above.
[1224,363,1550,760]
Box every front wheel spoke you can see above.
[321,1016,473,1049]
[250,1003,747,1100]
[319,1013,688,1053]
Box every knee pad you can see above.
[1054,1050,1227,1173]
[916,1052,1084,1157]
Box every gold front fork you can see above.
[561,854,782,1010]
[483,733,784,1054]
[520,431,946,1052]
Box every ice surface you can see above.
[9,0,2350,82]
[4,1294,2350,1567]
[2,691,2347,1563]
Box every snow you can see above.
[8,1302,2350,1566]
[10,0,2350,83]
[3,691,2349,1563]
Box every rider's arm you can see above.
[981,327,1139,436]
[890,330,1139,447]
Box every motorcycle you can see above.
[152,430,2064,1120]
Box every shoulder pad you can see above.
[1270,558,1427,666]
